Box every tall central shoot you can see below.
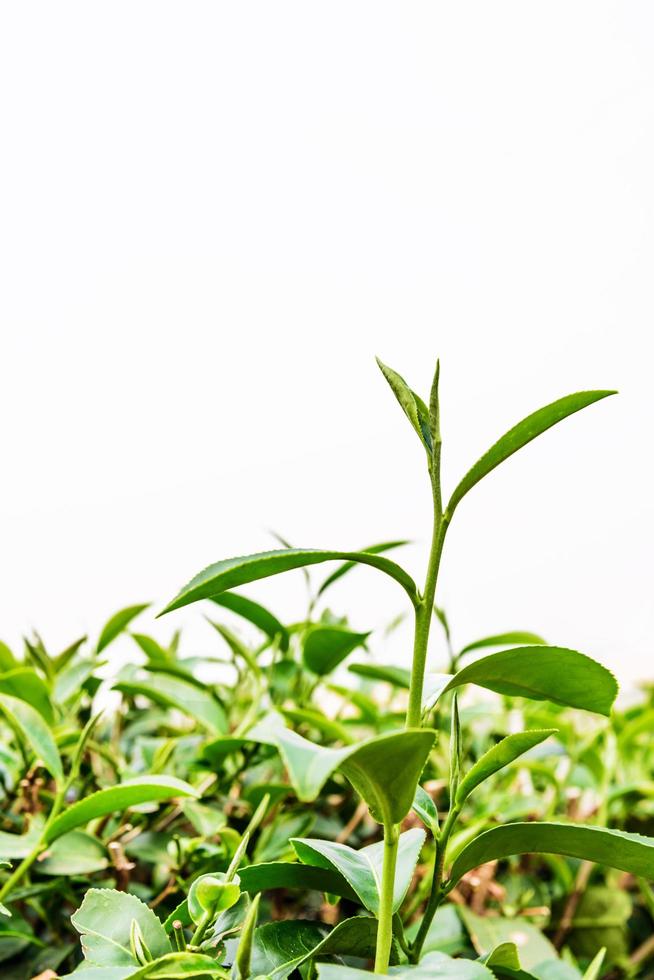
[159,356,616,975]
[376,359,447,729]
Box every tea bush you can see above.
[1,359,652,979]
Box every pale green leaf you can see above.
[71,888,171,966]
[97,604,150,653]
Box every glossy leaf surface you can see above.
[292,827,425,914]
[211,592,290,651]
[456,730,556,804]
[302,625,370,675]
[441,647,617,716]
[160,549,419,614]
[316,540,409,598]
[447,390,616,514]
[450,822,654,885]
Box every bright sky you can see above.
[1,2,652,685]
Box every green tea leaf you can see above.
[376,358,432,452]
[71,888,171,966]
[412,786,440,836]
[130,953,229,978]
[54,657,104,705]
[449,823,654,886]
[440,647,617,716]
[0,641,17,672]
[45,775,197,843]
[318,949,495,977]
[39,831,109,875]
[160,549,419,615]
[0,693,63,783]
[0,668,54,723]
[456,730,557,804]
[349,663,411,689]
[97,604,150,653]
[302,625,370,675]
[292,828,425,915]
[0,818,44,860]
[447,390,616,515]
[316,541,410,599]
[211,593,290,652]
[234,893,260,979]
[339,730,435,825]
[251,719,435,824]
[582,949,606,980]
[458,632,546,657]
[249,919,327,979]
[458,908,556,971]
[250,917,387,979]
[113,674,227,734]
[237,861,358,902]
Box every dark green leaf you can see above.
[447,390,616,515]
[293,828,425,915]
[316,541,410,599]
[318,950,494,977]
[303,625,370,675]
[440,647,617,716]
[249,718,435,824]
[160,549,419,615]
[459,632,547,657]
[211,593,290,652]
[238,861,358,902]
[449,822,654,886]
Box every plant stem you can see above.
[406,483,448,728]
[374,822,399,974]
[409,804,459,963]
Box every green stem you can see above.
[374,822,399,974]
[409,804,460,963]
[189,909,211,947]
[406,494,448,729]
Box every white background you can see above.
[1,3,652,685]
